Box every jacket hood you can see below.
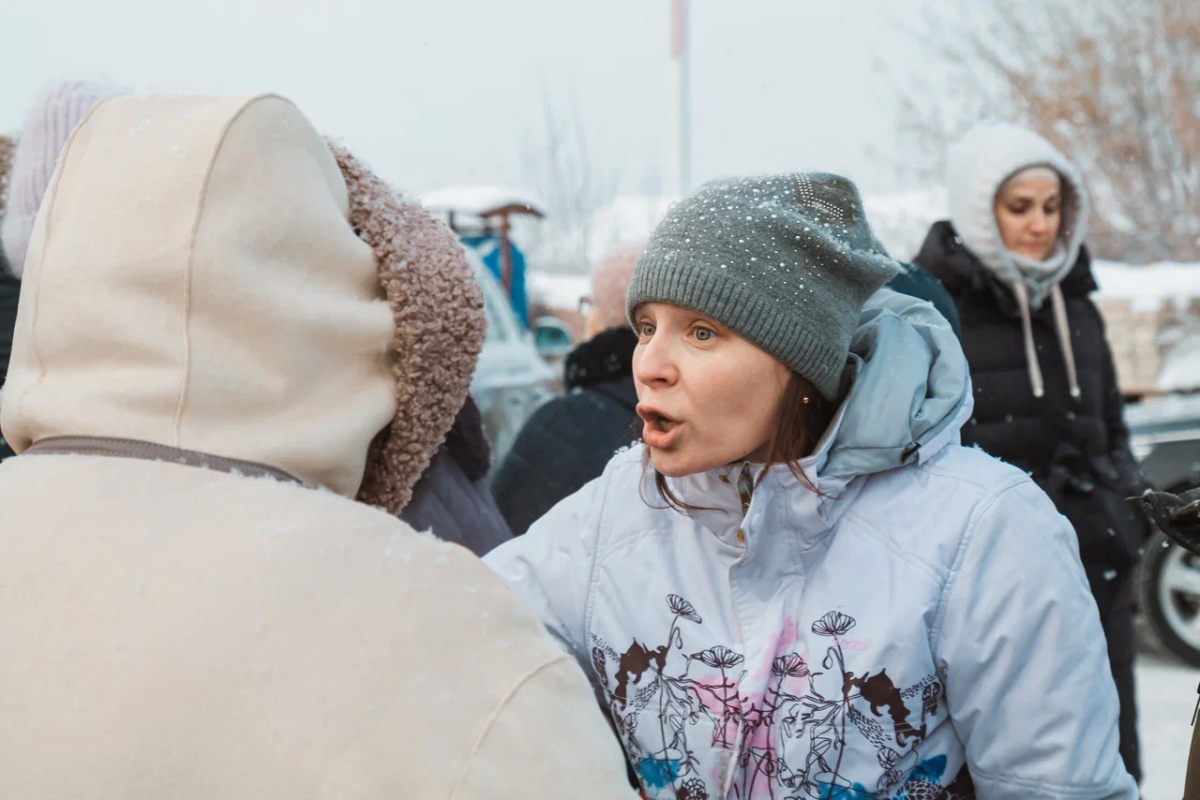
[946,122,1089,306]
[820,287,972,479]
[0,94,485,513]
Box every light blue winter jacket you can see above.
[485,290,1137,800]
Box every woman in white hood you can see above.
[487,172,1137,799]
[913,121,1149,785]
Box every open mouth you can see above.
[638,405,682,449]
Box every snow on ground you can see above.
[1137,654,1196,799]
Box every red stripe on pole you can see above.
[671,0,685,57]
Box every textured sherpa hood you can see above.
[0,94,485,513]
[946,121,1089,307]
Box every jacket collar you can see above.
[661,381,861,551]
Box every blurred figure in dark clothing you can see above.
[492,244,642,535]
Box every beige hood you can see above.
[1,94,484,511]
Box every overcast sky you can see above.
[3,0,929,198]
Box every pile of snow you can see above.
[1158,331,1200,394]
[1092,261,1200,393]
[1092,261,1200,311]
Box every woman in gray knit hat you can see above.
[487,173,1135,800]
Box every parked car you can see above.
[1126,393,1200,666]
[468,250,557,469]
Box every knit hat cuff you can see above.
[628,249,848,400]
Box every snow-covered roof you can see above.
[419,185,546,218]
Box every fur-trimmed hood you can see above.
[0,94,484,513]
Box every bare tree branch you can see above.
[889,0,1200,261]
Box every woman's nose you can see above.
[633,333,679,387]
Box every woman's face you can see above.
[993,177,1062,261]
[632,302,792,478]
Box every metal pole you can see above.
[677,0,690,195]
[668,0,692,197]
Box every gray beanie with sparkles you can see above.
[627,173,899,400]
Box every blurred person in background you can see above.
[491,242,642,536]
[913,121,1149,784]
[887,260,961,340]
[400,394,513,555]
[2,80,125,279]
[1,81,125,460]
[0,92,635,798]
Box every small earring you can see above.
[802,396,810,404]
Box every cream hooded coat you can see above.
[0,94,633,799]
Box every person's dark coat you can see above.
[0,243,18,461]
[887,261,961,339]
[401,396,513,556]
[491,326,639,536]
[916,220,1147,782]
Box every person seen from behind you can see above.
[0,92,634,799]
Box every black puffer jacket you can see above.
[0,244,19,461]
[915,221,1149,612]
[400,396,513,557]
[491,326,640,536]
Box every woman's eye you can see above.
[694,327,715,342]
[1045,204,1060,215]
[1008,202,1031,215]
[638,322,655,337]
